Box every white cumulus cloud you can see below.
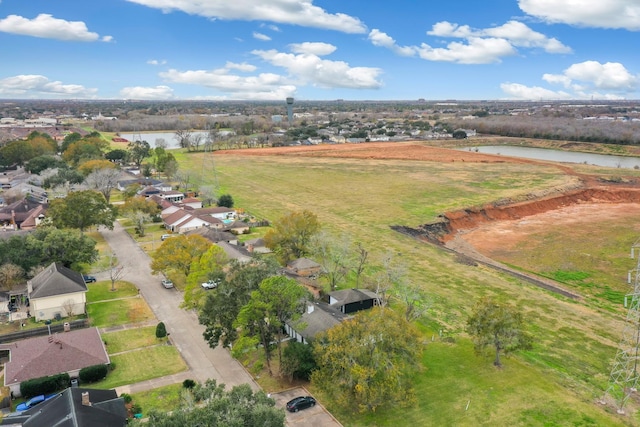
[500,83,572,99]
[519,0,640,30]
[120,85,175,99]
[0,14,112,42]
[368,29,416,56]
[225,62,257,72]
[289,42,336,56]
[125,0,366,33]
[252,48,382,89]
[0,74,97,98]
[147,59,167,65]
[418,37,517,64]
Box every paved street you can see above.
[99,221,259,394]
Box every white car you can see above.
[161,279,174,289]
[201,280,219,290]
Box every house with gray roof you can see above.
[329,288,380,314]
[28,263,88,322]
[285,301,348,344]
[2,327,109,397]
[1,387,126,426]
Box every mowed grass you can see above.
[87,297,154,328]
[174,149,637,425]
[103,326,161,354]
[87,281,139,302]
[130,383,184,415]
[92,345,187,389]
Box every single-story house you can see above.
[244,238,271,254]
[28,263,88,322]
[195,206,237,221]
[0,387,126,426]
[0,199,47,230]
[186,227,238,245]
[329,288,380,314]
[286,258,322,278]
[216,241,252,264]
[285,302,348,344]
[225,220,250,235]
[163,209,223,233]
[2,327,110,397]
[181,197,202,209]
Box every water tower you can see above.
[286,97,294,125]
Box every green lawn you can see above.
[92,346,187,389]
[130,383,185,416]
[87,297,154,328]
[103,326,162,354]
[171,146,640,426]
[87,281,139,302]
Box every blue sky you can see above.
[0,0,638,101]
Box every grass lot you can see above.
[87,281,139,302]
[102,326,161,354]
[172,145,640,426]
[87,297,154,328]
[93,346,187,389]
[130,383,184,415]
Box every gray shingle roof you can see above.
[29,263,87,299]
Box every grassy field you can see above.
[87,297,154,328]
[172,146,640,426]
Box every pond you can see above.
[461,145,640,169]
[119,131,210,148]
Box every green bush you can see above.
[121,393,133,404]
[20,373,70,398]
[79,364,109,383]
[131,403,142,415]
[182,379,196,389]
[156,322,167,338]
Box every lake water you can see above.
[461,145,640,169]
[119,131,210,148]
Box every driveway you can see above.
[271,387,343,427]
[99,221,259,392]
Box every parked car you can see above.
[201,280,219,290]
[286,396,316,412]
[161,279,174,289]
[83,275,97,283]
[16,394,58,411]
[161,234,175,241]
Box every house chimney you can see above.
[81,391,91,406]
[307,303,314,314]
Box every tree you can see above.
[217,194,234,208]
[0,263,25,291]
[78,159,116,176]
[311,307,423,413]
[128,140,151,168]
[107,252,126,292]
[183,245,228,309]
[466,297,533,367]
[394,281,431,322]
[452,129,468,139]
[353,242,368,289]
[120,196,160,217]
[105,149,128,163]
[234,276,309,375]
[264,210,321,264]
[47,190,117,232]
[199,258,280,349]
[150,235,211,277]
[25,228,98,269]
[84,167,121,203]
[281,341,316,381]
[132,380,284,427]
[174,129,193,150]
[25,155,65,174]
[128,211,151,237]
[156,322,167,338]
[312,231,352,290]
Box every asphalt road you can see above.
[99,221,259,392]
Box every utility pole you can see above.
[601,238,640,414]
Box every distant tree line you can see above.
[449,115,640,145]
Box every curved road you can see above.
[99,221,259,393]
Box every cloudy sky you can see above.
[0,0,638,101]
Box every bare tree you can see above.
[84,168,121,203]
[154,137,168,149]
[128,210,151,237]
[175,129,193,150]
[353,242,368,289]
[368,252,406,307]
[62,298,76,317]
[312,231,352,290]
[108,252,126,292]
[395,281,432,321]
[192,133,204,151]
[175,171,192,191]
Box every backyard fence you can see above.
[0,318,90,344]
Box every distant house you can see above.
[216,241,252,264]
[28,263,88,322]
[286,258,322,278]
[0,199,47,230]
[162,208,223,233]
[2,327,109,397]
[0,387,127,426]
[186,227,238,245]
[329,288,380,314]
[195,206,237,221]
[244,238,271,254]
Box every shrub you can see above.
[121,393,133,404]
[20,373,70,398]
[110,361,117,371]
[131,403,142,415]
[156,322,167,338]
[79,364,109,383]
[182,379,196,389]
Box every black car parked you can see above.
[286,396,316,412]
[83,275,97,283]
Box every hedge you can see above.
[20,373,70,398]
[79,364,109,383]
